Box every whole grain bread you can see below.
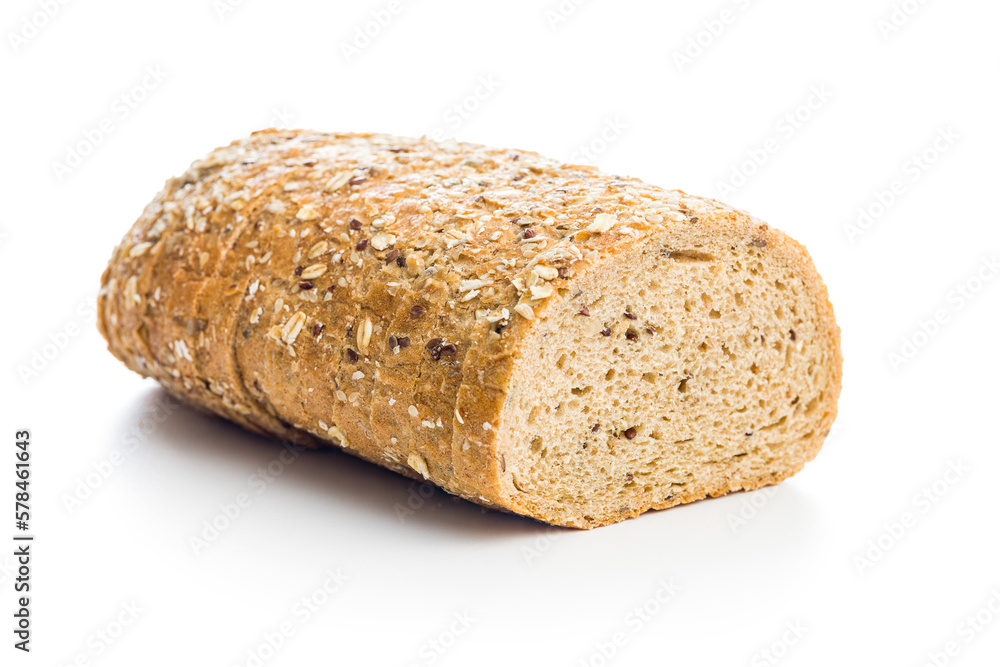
[98,129,842,528]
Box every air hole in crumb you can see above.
[668,249,715,262]
[708,309,721,319]
[528,405,541,425]
[761,415,787,431]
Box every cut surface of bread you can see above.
[492,225,839,527]
[98,130,841,529]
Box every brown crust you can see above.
[98,129,842,528]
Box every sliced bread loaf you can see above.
[99,130,842,528]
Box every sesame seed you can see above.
[352,371,365,381]
[358,316,373,349]
[408,405,419,417]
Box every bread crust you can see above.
[99,130,841,528]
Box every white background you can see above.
[2,0,999,665]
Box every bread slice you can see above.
[98,130,841,528]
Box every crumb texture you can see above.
[98,129,842,528]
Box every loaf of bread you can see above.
[98,129,841,528]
